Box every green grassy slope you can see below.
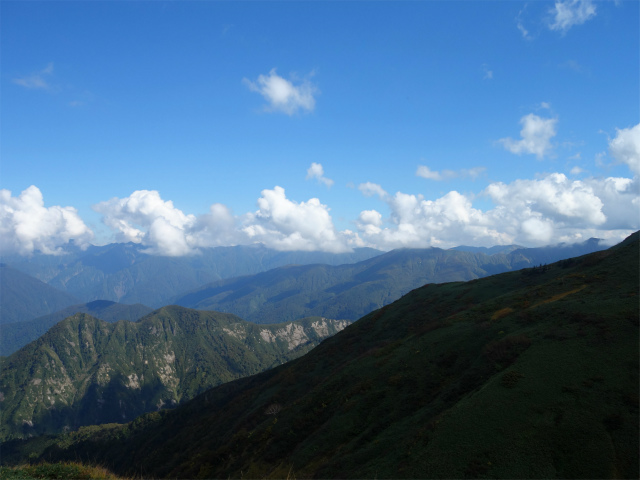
[0,301,153,356]
[0,308,350,441]
[7,233,636,479]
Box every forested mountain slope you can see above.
[0,300,153,356]
[0,307,350,440]
[8,233,637,479]
[174,238,608,324]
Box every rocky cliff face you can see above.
[0,307,350,440]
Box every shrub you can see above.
[483,334,531,367]
[501,371,524,388]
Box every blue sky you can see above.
[1,0,638,255]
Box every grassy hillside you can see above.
[0,301,153,356]
[0,308,350,441]
[0,266,79,325]
[174,239,608,324]
[6,233,636,479]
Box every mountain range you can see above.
[3,232,636,479]
[173,238,608,324]
[2,243,382,308]
[0,308,350,440]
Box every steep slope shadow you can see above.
[12,232,637,479]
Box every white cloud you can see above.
[93,190,198,256]
[92,188,356,255]
[548,0,597,33]
[609,123,640,175]
[570,166,584,175]
[243,68,317,115]
[416,165,486,181]
[0,186,94,255]
[585,176,639,230]
[13,63,54,90]
[306,162,334,187]
[485,173,606,227]
[516,6,533,40]
[416,165,442,181]
[499,113,558,159]
[355,171,638,249]
[242,186,350,252]
[358,182,389,200]
[356,210,383,236]
[188,203,243,249]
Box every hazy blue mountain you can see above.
[0,300,153,356]
[450,244,523,254]
[11,233,637,479]
[173,238,608,324]
[0,307,350,440]
[3,243,382,307]
[507,237,606,269]
[0,265,79,325]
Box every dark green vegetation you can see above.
[4,233,636,479]
[0,308,350,440]
[0,301,153,356]
[0,266,79,326]
[174,238,608,324]
[0,462,125,480]
[3,243,381,308]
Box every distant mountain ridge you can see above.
[0,307,350,440]
[0,300,153,356]
[173,238,608,324]
[2,243,382,308]
[0,265,79,325]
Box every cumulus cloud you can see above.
[499,113,558,159]
[0,186,94,255]
[92,190,199,256]
[584,176,640,230]
[242,186,350,252]
[188,203,243,249]
[416,165,486,181]
[306,162,334,187]
[354,171,638,249]
[12,63,54,90]
[485,173,606,227]
[609,123,640,175]
[243,68,317,115]
[548,0,596,33]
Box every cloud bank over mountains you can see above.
[2,121,638,257]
